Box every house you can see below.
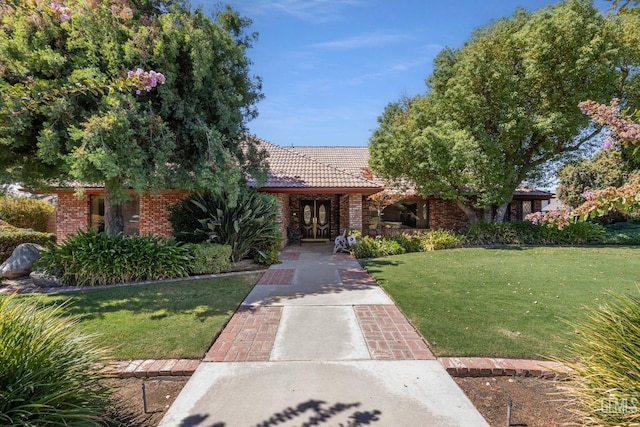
[53,138,552,244]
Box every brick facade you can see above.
[348,193,363,231]
[56,191,90,242]
[55,190,188,243]
[138,191,188,236]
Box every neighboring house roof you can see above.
[252,139,383,193]
[513,187,554,199]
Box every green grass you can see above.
[361,246,640,359]
[25,273,261,360]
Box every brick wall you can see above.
[271,193,290,247]
[56,191,89,243]
[428,198,470,230]
[348,193,363,231]
[139,191,188,236]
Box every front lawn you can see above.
[361,246,640,359]
[28,273,261,359]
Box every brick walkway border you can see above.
[104,357,567,379]
[203,306,282,362]
[256,269,295,285]
[354,304,436,360]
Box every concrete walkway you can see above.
[159,243,489,427]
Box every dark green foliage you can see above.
[189,189,281,263]
[349,230,462,259]
[0,295,110,426]
[0,228,55,261]
[464,221,605,245]
[0,196,54,232]
[189,243,231,275]
[561,291,640,425]
[168,194,209,244]
[557,149,629,208]
[36,229,191,286]
[602,221,640,244]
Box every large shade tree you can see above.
[369,0,640,223]
[0,0,266,234]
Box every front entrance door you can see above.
[300,200,330,241]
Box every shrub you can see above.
[387,233,423,253]
[349,236,405,258]
[558,221,605,244]
[465,221,605,245]
[37,229,191,286]
[168,193,209,244]
[190,189,281,263]
[603,222,640,245]
[0,295,110,426]
[465,221,528,245]
[419,229,463,251]
[561,291,640,426]
[252,232,283,265]
[189,243,232,274]
[0,196,54,232]
[0,225,55,261]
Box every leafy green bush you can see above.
[387,233,423,253]
[0,295,110,426]
[189,243,232,274]
[168,193,209,244]
[349,236,405,258]
[0,221,55,261]
[0,196,54,232]
[419,229,464,251]
[561,291,640,426]
[252,232,283,265]
[190,189,281,263]
[602,222,640,245]
[465,221,604,245]
[37,229,191,286]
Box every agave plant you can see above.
[191,189,281,263]
[0,295,111,426]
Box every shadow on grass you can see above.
[36,275,261,322]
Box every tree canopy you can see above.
[0,0,266,233]
[557,149,630,208]
[369,0,640,223]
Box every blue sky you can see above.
[194,0,611,147]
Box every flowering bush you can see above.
[525,208,572,230]
[47,2,72,22]
[579,99,640,147]
[126,68,166,95]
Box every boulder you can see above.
[0,243,44,278]
[30,270,62,287]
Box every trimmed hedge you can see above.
[0,196,54,232]
[189,243,232,275]
[349,230,463,259]
[464,221,605,245]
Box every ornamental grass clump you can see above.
[561,291,640,426]
[0,295,111,426]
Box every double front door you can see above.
[300,200,330,240]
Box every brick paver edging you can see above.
[439,357,569,378]
[103,359,201,378]
[103,357,568,379]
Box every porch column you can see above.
[272,193,290,247]
[348,193,363,233]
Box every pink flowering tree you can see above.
[0,1,266,234]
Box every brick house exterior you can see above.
[52,139,552,244]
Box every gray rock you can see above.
[30,270,62,287]
[0,243,44,278]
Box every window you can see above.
[507,200,534,222]
[89,195,140,235]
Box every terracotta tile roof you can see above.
[251,139,382,190]
[287,146,370,177]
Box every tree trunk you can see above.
[494,203,509,223]
[104,186,124,236]
[455,200,477,224]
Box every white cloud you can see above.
[242,0,362,24]
[311,32,410,50]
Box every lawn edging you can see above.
[103,359,201,378]
[439,357,568,378]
